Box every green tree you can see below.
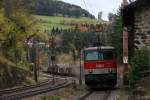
[107,15,123,64]
[129,48,150,88]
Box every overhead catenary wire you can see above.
[81,0,107,47]
[81,0,96,19]
[86,0,95,16]
[82,0,95,18]
[82,0,89,12]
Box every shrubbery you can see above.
[0,56,33,89]
[128,48,150,88]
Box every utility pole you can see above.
[33,39,38,82]
[95,24,103,47]
[36,40,40,77]
[123,27,129,85]
[122,0,129,85]
[123,27,128,70]
[79,48,82,85]
[78,35,83,85]
[49,36,56,85]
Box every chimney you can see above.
[122,0,129,7]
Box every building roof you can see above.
[84,46,115,51]
[122,0,150,26]
[123,0,150,10]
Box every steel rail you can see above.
[0,77,73,100]
[103,91,111,100]
[0,73,55,96]
[78,91,93,100]
[77,90,111,100]
[0,78,50,96]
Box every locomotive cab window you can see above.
[103,52,114,60]
[84,50,114,61]
[84,51,99,61]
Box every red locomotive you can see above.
[83,46,117,88]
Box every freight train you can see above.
[83,46,117,88]
[47,65,73,76]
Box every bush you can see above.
[129,48,150,88]
[25,62,34,71]
[0,56,33,89]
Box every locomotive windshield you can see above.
[84,50,114,61]
[85,51,99,61]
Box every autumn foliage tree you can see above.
[0,0,36,63]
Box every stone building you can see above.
[122,0,150,50]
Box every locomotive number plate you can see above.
[96,64,104,68]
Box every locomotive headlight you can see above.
[108,68,112,73]
[110,70,113,73]
[88,69,93,73]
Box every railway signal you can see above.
[26,36,37,82]
[27,35,40,82]
[48,36,57,84]
[93,24,105,47]
[50,37,56,48]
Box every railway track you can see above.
[78,90,111,100]
[0,79,49,96]
[0,76,73,100]
[0,73,53,96]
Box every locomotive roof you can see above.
[84,46,115,51]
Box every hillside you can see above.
[32,14,99,42]
[34,15,98,31]
[30,0,95,18]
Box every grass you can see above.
[34,15,98,31]
[34,15,97,24]
[32,15,99,41]
[33,15,98,41]
[42,96,63,100]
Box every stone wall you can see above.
[134,6,150,49]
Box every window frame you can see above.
[84,49,115,61]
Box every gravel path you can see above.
[83,91,108,100]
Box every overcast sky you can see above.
[61,0,123,20]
